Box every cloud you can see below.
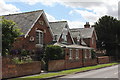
[19,0,57,6]
[67,20,94,29]
[46,13,86,28]
[0,0,20,16]
[16,0,119,22]
[69,9,99,22]
[67,20,85,29]
[45,12,57,21]
[63,0,118,18]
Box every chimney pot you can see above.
[84,22,90,28]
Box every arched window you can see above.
[36,30,43,45]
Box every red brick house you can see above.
[48,21,96,70]
[70,22,97,50]
[3,10,98,72]
[4,10,53,51]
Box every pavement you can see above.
[49,65,120,80]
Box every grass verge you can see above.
[10,62,118,80]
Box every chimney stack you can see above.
[84,22,90,28]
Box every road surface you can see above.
[50,65,120,80]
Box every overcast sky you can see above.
[0,0,119,28]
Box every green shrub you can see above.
[12,56,33,64]
[21,49,29,56]
[45,45,64,60]
[12,57,24,64]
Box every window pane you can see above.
[54,35,57,41]
[36,30,43,45]
[40,32,43,44]
[76,49,79,59]
[84,49,87,59]
[69,49,72,59]
[36,32,39,44]
[89,50,91,59]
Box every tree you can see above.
[1,17,22,56]
[94,15,120,58]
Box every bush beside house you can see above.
[44,45,64,70]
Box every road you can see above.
[50,65,120,80]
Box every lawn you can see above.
[10,63,118,80]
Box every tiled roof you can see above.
[49,21,67,35]
[49,21,67,41]
[3,10,43,35]
[49,21,75,44]
[70,27,94,38]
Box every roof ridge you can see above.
[49,21,67,23]
[71,27,94,30]
[3,10,43,16]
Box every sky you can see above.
[0,0,119,28]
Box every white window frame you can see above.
[76,49,79,59]
[69,49,72,60]
[84,49,87,59]
[77,36,80,44]
[36,30,43,45]
[89,50,91,59]
[92,37,94,45]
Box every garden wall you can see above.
[48,60,65,71]
[48,59,83,71]
[83,59,97,66]
[97,56,110,64]
[48,56,111,72]
[65,59,83,69]
[2,57,41,79]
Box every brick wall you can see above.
[65,60,83,69]
[48,60,65,71]
[97,56,110,64]
[2,57,41,79]
[83,59,97,66]
[47,56,111,72]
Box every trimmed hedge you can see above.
[44,45,64,60]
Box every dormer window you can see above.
[36,30,43,47]
[62,27,68,42]
[77,36,80,44]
